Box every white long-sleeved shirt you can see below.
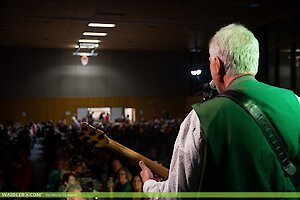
[143,109,203,192]
[143,95,300,193]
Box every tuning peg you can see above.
[81,136,89,143]
[88,129,96,137]
[97,134,105,141]
[81,124,89,131]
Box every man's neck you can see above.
[224,73,254,88]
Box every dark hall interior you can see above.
[0,0,299,197]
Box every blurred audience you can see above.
[0,112,181,197]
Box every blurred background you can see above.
[0,0,299,196]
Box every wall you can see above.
[0,49,190,97]
[0,48,202,123]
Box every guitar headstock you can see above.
[80,122,109,148]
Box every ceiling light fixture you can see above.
[75,43,99,49]
[73,52,98,57]
[79,39,100,43]
[88,23,115,28]
[83,32,107,36]
[82,43,99,48]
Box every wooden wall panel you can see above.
[0,95,202,124]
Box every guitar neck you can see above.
[106,136,169,180]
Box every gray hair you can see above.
[209,23,259,76]
[67,184,82,192]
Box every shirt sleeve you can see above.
[143,109,204,193]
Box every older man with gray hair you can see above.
[139,23,300,195]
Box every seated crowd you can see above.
[0,113,182,199]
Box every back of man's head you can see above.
[209,23,259,76]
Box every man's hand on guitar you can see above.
[139,160,154,183]
[139,160,164,183]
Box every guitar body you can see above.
[80,122,169,180]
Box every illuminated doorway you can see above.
[124,107,135,122]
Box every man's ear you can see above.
[214,57,226,76]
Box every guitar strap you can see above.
[218,89,297,176]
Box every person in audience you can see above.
[8,149,33,192]
[68,161,85,190]
[59,172,78,192]
[131,175,146,200]
[131,175,147,200]
[99,112,105,123]
[66,184,84,200]
[139,23,300,194]
[131,175,143,192]
[59,160,70,181]
[114,167,132,192]
[47,158,68,191]
[104,113,110,124]
[108,158,124,186]
[28,122,37,148]
[111,158,123,175]
[71,113,80,130]
[70,161,84,179]
[16,127,32,156]
[106,176,115,192]
[87,111,94,125]
[98,172,109,192]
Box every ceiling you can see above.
[0,0,299,51]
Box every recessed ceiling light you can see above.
[73,52,98,56]
[88,23,115,28]
[83,32,107,36]
[75,43,99,49]
[78,39,100,43]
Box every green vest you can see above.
[192,76,300,192]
